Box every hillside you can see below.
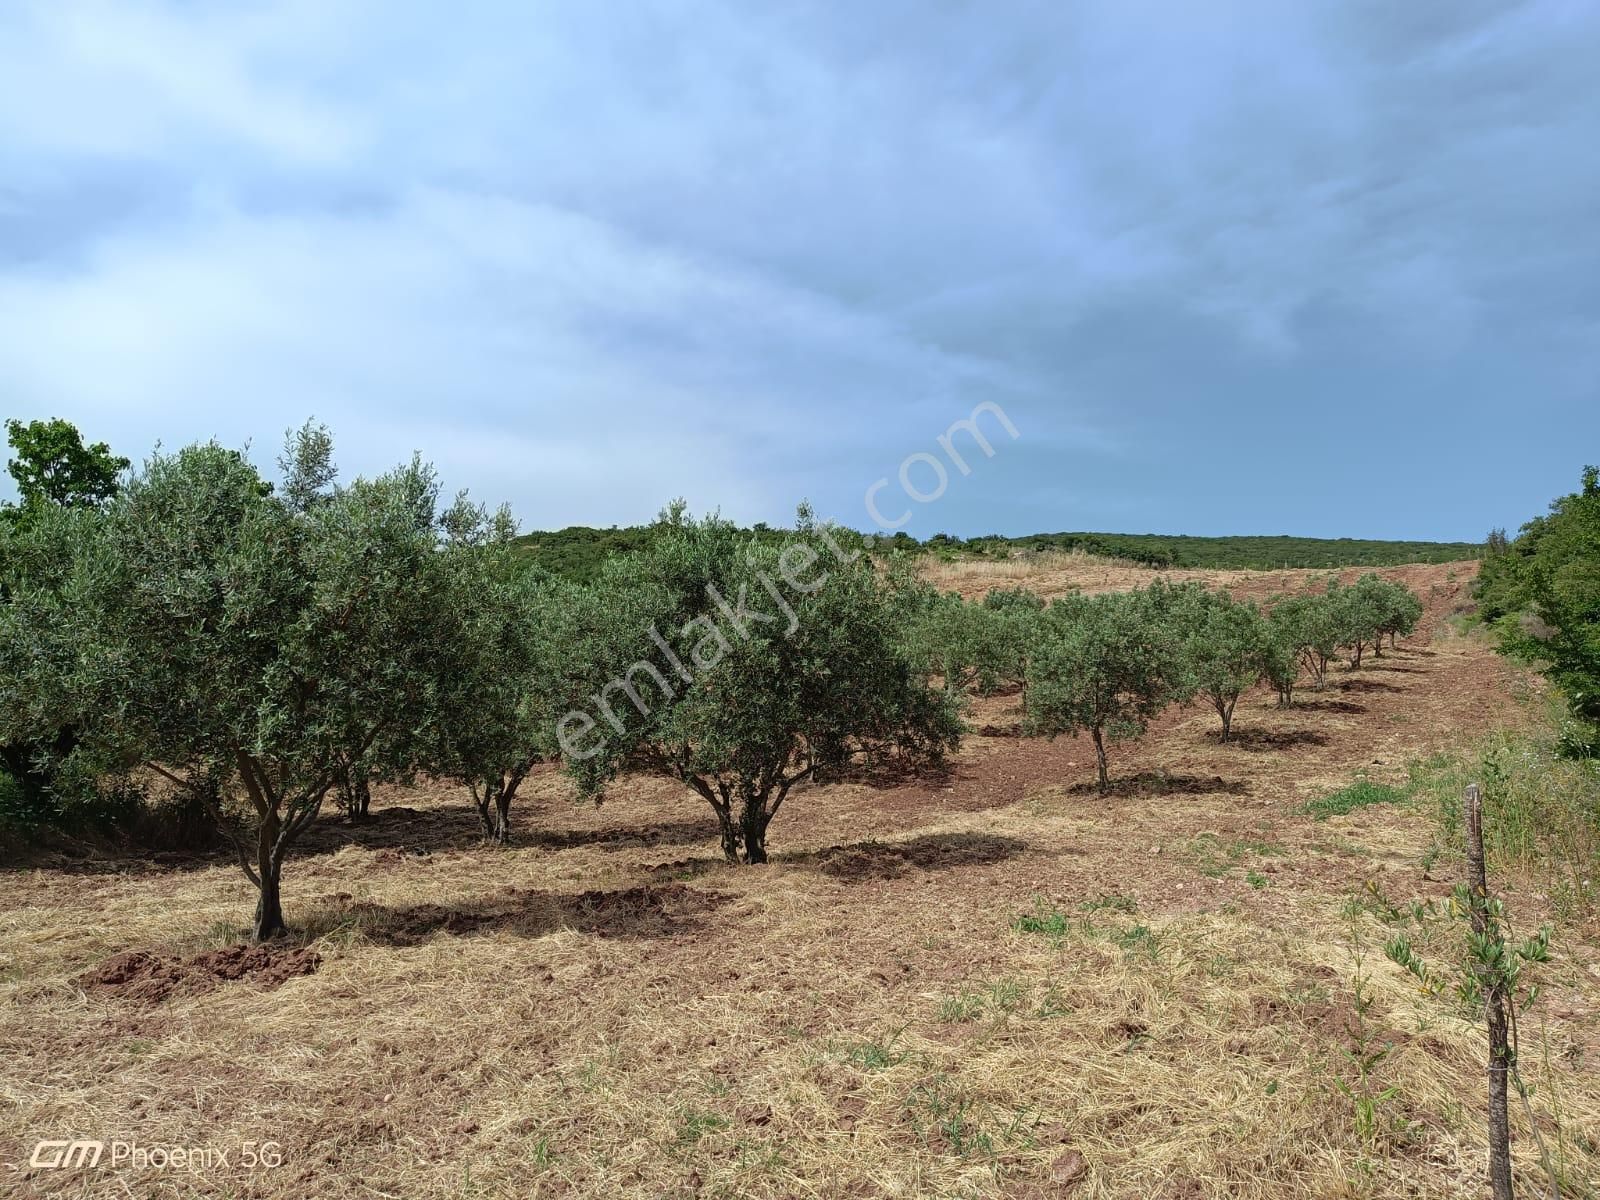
[513,524,1484,579]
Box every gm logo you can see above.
[29,1140,105,1169]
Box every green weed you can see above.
[937,989,987,1023]
[1014,898,1071,940]
[1188,833,1284,878]
[674,1108,730,1148]
[840,1028,909,1072]
[1111,924,1160,960]
[903,1075,1037,1160]
[1306,780,1407,819]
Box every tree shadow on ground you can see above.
[301,882,733,945]
[644,854,731,880]
[981,681,1024,698]
[643,831,1031,884]
[798,832,1030,882]
[1295,698,1366,715]
[828,757,959,791]
[0,836,220,877]
[1065,772,1251,799]
[297,803,488,857]
[1336,678,1405,694]
[1220,728,1331,751]
[521,818,712,854]
[44,801,495,875]
[975,722,1024,738]
[13,805,711,878]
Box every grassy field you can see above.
[4,560,1598,1199]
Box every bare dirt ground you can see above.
[3,560,1598,1199]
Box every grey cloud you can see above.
[0,0,1595,538]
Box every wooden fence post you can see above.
[1466,782,1515,1200]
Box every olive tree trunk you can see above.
[253,854,287,941]
[691,773,806,865]
[234,750,333,942]
[337,767,372,821]
[1212,693,1238,743]
[252,809,289,941]
[247,799,326,941]
[691,779,742,863]
[474,770,526,844]
[713,804,740,861]
[1304,652,1329,691]
[739,796,772,864]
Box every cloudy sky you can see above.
[2,1,1596,539]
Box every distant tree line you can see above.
[516,524,1483,579]
[953,531,1482,570]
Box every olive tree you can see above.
[1336,575,1389,668]
[980,586,1044,700]
[1373,579,1424,652]
[0,419,128,819]
[430,496,570,843]
[71,442,462,939]
[1269,591,1342,691]
[899,585,1042,702]
[1025,585,1192,791]
[276,419,338,516]
[562,506,961,864]
[900,588,996,697]
[274,421,374,822]
[0,502,103,817]
[1259,614,1302,708]
[1174,587,1269,742]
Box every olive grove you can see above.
[1,418,1430,936]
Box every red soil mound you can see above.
[79,943,321,1004]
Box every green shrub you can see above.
[1412,729,1600,916]
[1477,466,1600,731]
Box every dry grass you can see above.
[919,549,1136,590]
[920,551,1473,610]
[3,560,1598,1199]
